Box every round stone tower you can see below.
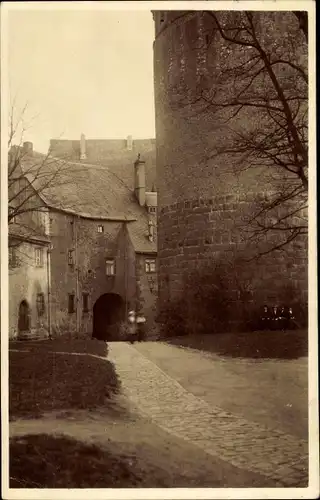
[153,11,308,319]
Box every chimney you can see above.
[126,135,133,151]
[80,133,86,160]
[23,141,33,155]
[134,154,146,207]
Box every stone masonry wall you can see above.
[49,210,156,336]
[153,11,308,314]
[159,196,307,306]
[9,240,49,339]
[50,211,135,335]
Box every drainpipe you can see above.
[124,223,128,321]
[47,243,52,339]
[75,215,80,335]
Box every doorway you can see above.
[92,293,124,340]
[18,300,31,335]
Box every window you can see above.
[70,221,74,239]
[68,294,75,313]
[48,217,53,235]
[145,258,156,273]
[98,225,104,233]
[35,248,44,267]
[9,206,16,223]
[82,293,89,313]
[36,293,45,317]
[148,206,157,214]
[68,250,75,266]
[106,259,115,276]
[9,247,17,268]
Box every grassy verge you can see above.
[166,329,308,359]
[9,339,120,420]
[9,337,108,356]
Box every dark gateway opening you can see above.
[92,293,124,341]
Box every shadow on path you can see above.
[10,433,142,488]
[166,329,308,360]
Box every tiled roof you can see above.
[49,138,157,192]
[18,150,157,254]
[127,219,157,255]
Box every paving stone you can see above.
[108,342,308,487]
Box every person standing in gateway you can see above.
[136,312,146,342]
[127,310,137,344]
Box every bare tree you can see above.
[8,104,86,247]
[181,11,308,256]
[293,11,308,40]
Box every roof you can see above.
[127,219,157,255]
[9,222,50,245]
[49,138,157,192]
[17,149,157,254]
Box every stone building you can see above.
[153,11,308,326]
[9,229,51,340]
[8,145,52,339]
[9,138,158,340]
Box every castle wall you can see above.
[153,11,308,317]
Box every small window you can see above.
[82,293,89,313]
[145,258,156,273]
[148,206,157,214]
[68,293,75,314]
[68,250,75,266]
[36,293,45,317]
[9,206,16,223]
[35,248,44,267]
[98,225,104,233]
[106,259,115,276]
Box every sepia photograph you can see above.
[1,1,318,498]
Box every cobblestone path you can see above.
[108,342,308,487]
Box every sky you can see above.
[7,7,155,153]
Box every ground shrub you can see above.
[276,283,308,329]
[158,254,308,337]
[159,257,254,337]
[156,299,187,338]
